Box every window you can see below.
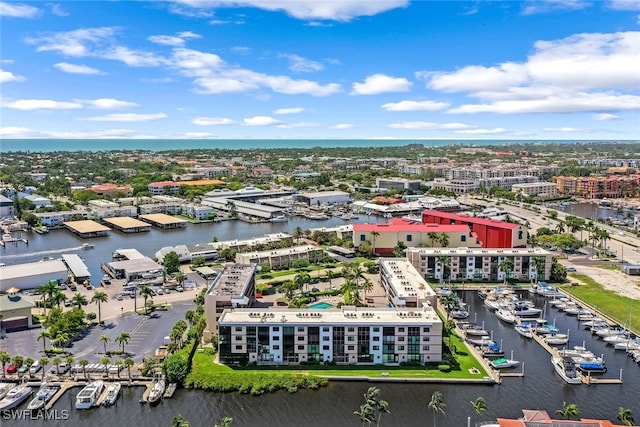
[422,345,430,351]
[461,235,466,242]
[373,327,380,332]
[422,327,430,333]
[273,336,280,341]
[272,327,279,332]
[398,327,405,333]
[323,336,329,341]
[360,234,366,242]
[423,336,430,342]
[347,345,355,351]
[347,336,355,342]
[273,345,280,350]
[518,230,523,239]
[323,327,330,332]
[398,336,405,342]
[372,336,380,341]
[398,345,405,351]
[372,345,380,351]
[407,234,412,242]
[235,336,242,341]
[235,345,243,350]
[347,327,355,332]
[235,326,242,331]
[323,345,330,350]
[298,345,305,350]
[297,336,304,341]
[297,327,305,332]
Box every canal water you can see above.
[3,217,640,425]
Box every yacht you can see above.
[148,374,165,406]
[512,302,542,317]
[0,383,12,400]
[27,383,58,411]
[490,357,520,369]
[544,333,569,346]
[75,380,104,409]
[102,383,121,406]
[269,215,288,223]
[514,323,533,339]
[495,307,516,324]
[552,355,582,384]
[0,384,33,410]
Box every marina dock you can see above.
[45,382,76,410]
[139,381,154,403]
[164,383,177,398]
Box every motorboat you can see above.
[27,383,58,411]
[552,355,582,384]
[481,341,504,358]
[512,302,542,317]
[575,356,607,373]
[596,327,624,338]
[483,297,501,311]
[450,307,470,319]
[102,383,121,406]
[603,333,634,345]
[148,374,165,406]
[535,323,560,335]
[0,383,12,400]
[614,338,640,351]
[466,335,492,346]
[490,357,520,369]
[81,242,94,249]
[462,324,488,337]
[75,380,104,409]
[514,323,533,339]
[0,384,33,410]
[269,215,288,223]
[495,308,516,324]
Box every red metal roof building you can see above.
[493,409,627,426]
[421,210,527,248]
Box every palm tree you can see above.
[38,357,48,380]
[52,356,62,375]
[556,402,581,420]
[114,359,123,378]
[71,293,88,309]
[24,357,34,377]
[498,258,514,284]
[428,391,446,427]
[370,230,380,256]
[66,355,74,378]
[115,331,131,353]
[437,232,450,248]
[442,293,459,321]
[427,232,438,247]
[354,403,375,426]
[356,387,389,427]
[91,290,109,323]
[99,334,110,354]
[101,356,111,376]
[555,221,566,234]
[37,281,58,315]
[11,355,24,377]
[123,357,135,380]
[435,256,450,284]
[185,309,197,327]
[617,407,635,426]
[172,415,191,427]
[139,285,154,314]
[293,226,304,246]
[79,359,90,379]
[293,271,311,292]
[37,330,50,354]
[50,289,66,308]
[532,256,546,283]
[53,333,69,350]
[471,397,488,420]
[0,351,10,378]
[215,417,233,427]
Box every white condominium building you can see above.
[218,305,442,366]
[379,258,438,309]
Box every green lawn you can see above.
[566,274,639,333]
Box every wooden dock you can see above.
[139,381,153,403]
[579,371,623,385]
[45,382,78,410]
[164,383,177,398]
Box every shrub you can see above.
[438,364,451,372]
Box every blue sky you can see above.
[1,0,639,140]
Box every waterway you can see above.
[3,218,640,425]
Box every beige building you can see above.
[0,294,36,334]
[511,182,558,198]
[235,245,325,270]
[204,264,257,341]
[379,259,438,308]
[218,305,442,365]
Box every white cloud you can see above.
[281,54,323,73]
[593,113,619,121]
[170,0,408,22]
[49,3,68,16]
[543,127,592,133]
[45,129,137,138]
[449,92,640,114]
[0,126,32,137]
[102,46,167,67]
[381,100,449,111]
[331,123,354,129]
[26,27,117,56]
[425,63,528,92]
[231,46,251,54]
[83,98,139,109]
[274,107,304,115]
[521,0,591,15]
[0,2,40,18]
[209,18,245,25]
[388,121,475,130]
[182,132,216,138]
[277,122,319,129]
[149,31,201,47]
[243,116,280,126]
[3,99,82,110]
[54,62,104,75]
[607,0,640,10]
[85,113,168,122]
[351,73,412,95]
[192,117,234,125]
[0,69,25,83]
[455,127,507,134]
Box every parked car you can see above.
[566,267,577,272]
[6,365,18,374]
[49,362,70,375]
[68,283,77,291]
[19,365,29,374]
[64,299,72,307]
[29,360,42,374]
[156,288,164,295]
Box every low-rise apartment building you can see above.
[405,247,552,282]
[511,182,558,197]
[148,181,180,195]
[35,210,89,227]
[375,178,422,192]
[235,245,325,269]
[218,305,442,365]
[204,264,257,342]
[379,259,437,308]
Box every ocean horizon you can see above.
[1,138,635,153]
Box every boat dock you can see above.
[139,381,154,403]
[0,236,28,247]
[45,382,76,410]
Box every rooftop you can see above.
[354,218,470,233]
[422,210,521,230]
[0,259,67,281]
[103,216,152,229]
[61,254,91,278]
[380,258,436,300]
[406,247,551,256]
[64,220,111,233]
[208,263,256,298]
[139,213,188,225]
[0,294,36,311]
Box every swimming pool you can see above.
[308,301,334,309]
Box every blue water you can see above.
[308,302,334,309]
[1,139,629,152]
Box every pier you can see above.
[164,383,177,398]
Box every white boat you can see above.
[544,333,569,345]
[495,308,516,324]
[148,374,165,406]
[0,383,12,400]
[614,338,640,351]
[466,335,492,346]
[75,380,104,409]
[514,323,533,339]
[0,384,33,410]
[102,383,121,406]
[552,355,582,384]
[82,242,94,249]
[1,233,13,242]
[512,302,542,317]
[490,357,520,369]
[603,334,633,345]
[596,327,624,338]
[463,325,488,336]
[27,383,58,410]
[269,215,288,223]
[484,298,501,311]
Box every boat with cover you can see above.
[75,380,104,409]
[614,338,640,351]
[481,341,504,358]
[514,323,533,338]
[495,308,516,324]
[148,373,165,406]
[512,302,542,317]
[102,382,121,406]
[544,333,569,345]
[552,355,582,384]
[27,383,58,411]
[490,357,520,369]
[466,335,492,346]
[461,323,488,336]
[0,384,33,410]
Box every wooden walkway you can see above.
[164,383,177,398]
[45,382,77,410]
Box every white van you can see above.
[29,360,42,374]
